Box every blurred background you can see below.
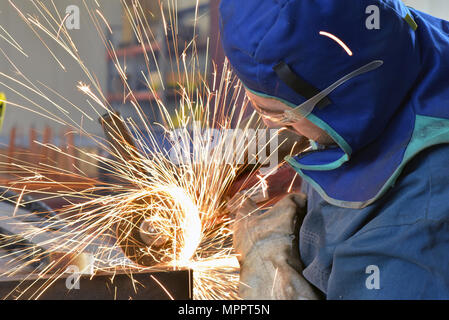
[0,0,446,185]
[0,0,218,136]
[0,0,222,187]
[403,0,449,19]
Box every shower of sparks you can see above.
[0,0,287,300]
[319,31,353,56]
[256,175,268,199]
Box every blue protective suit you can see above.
[301,144,449,299]
[219,0,449,299]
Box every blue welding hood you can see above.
[219,0,449,208]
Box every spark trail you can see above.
[0,0,286,300]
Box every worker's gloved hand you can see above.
[226,163,303,207]
[231,193,321,300]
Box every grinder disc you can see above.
[115,195,176,267]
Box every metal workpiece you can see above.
[0,269,193,300]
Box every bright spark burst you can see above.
[0,0,281,300]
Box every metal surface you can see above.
[0,195,193,300]
[0,269,193,300]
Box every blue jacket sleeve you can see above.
[326,219,449,300]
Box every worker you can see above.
[220,0,449,299]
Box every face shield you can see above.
[247,60,384,127]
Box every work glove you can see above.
[231,193,321,300]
